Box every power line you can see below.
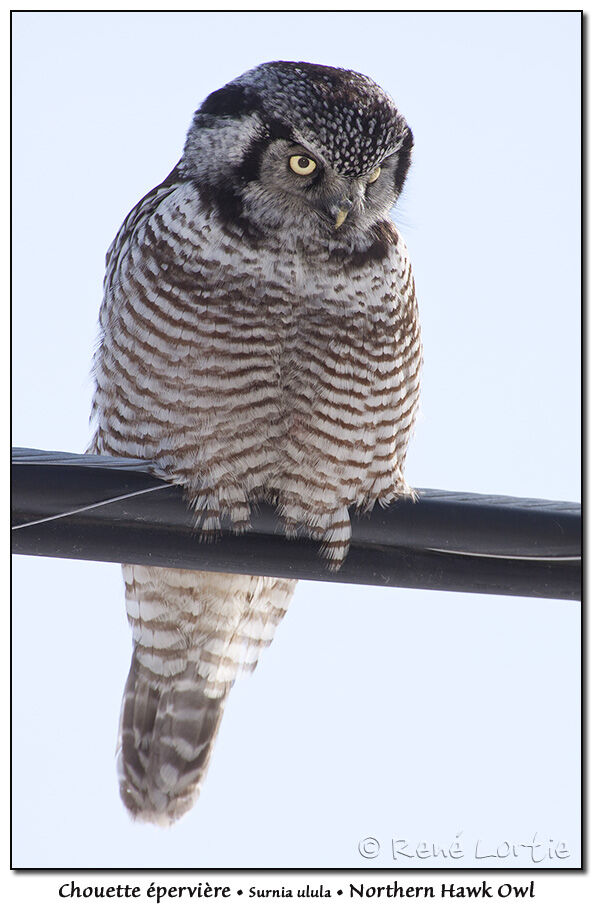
[11,448,581,601]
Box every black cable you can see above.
[11,448,581,601]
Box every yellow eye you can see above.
[368,166,381,184]
[289,155,317,176]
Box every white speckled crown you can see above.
[203,60,410,176]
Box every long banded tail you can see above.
[118,656,228,825]
[117,564,295,824]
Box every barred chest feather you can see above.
[92,182,421,560]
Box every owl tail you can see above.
[117,655,229,826]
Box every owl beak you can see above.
[332,198,353,230]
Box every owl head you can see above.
[181,61,413,245]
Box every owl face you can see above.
[249,136,408,237]
[181,61,413,244]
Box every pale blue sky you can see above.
[12,11,580,868]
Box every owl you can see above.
[90,61,421,825]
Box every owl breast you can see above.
[92,182,421,557]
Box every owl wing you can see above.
[103,165,185,293]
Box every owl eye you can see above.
[289,155,317,176]
[368,166,381,184]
